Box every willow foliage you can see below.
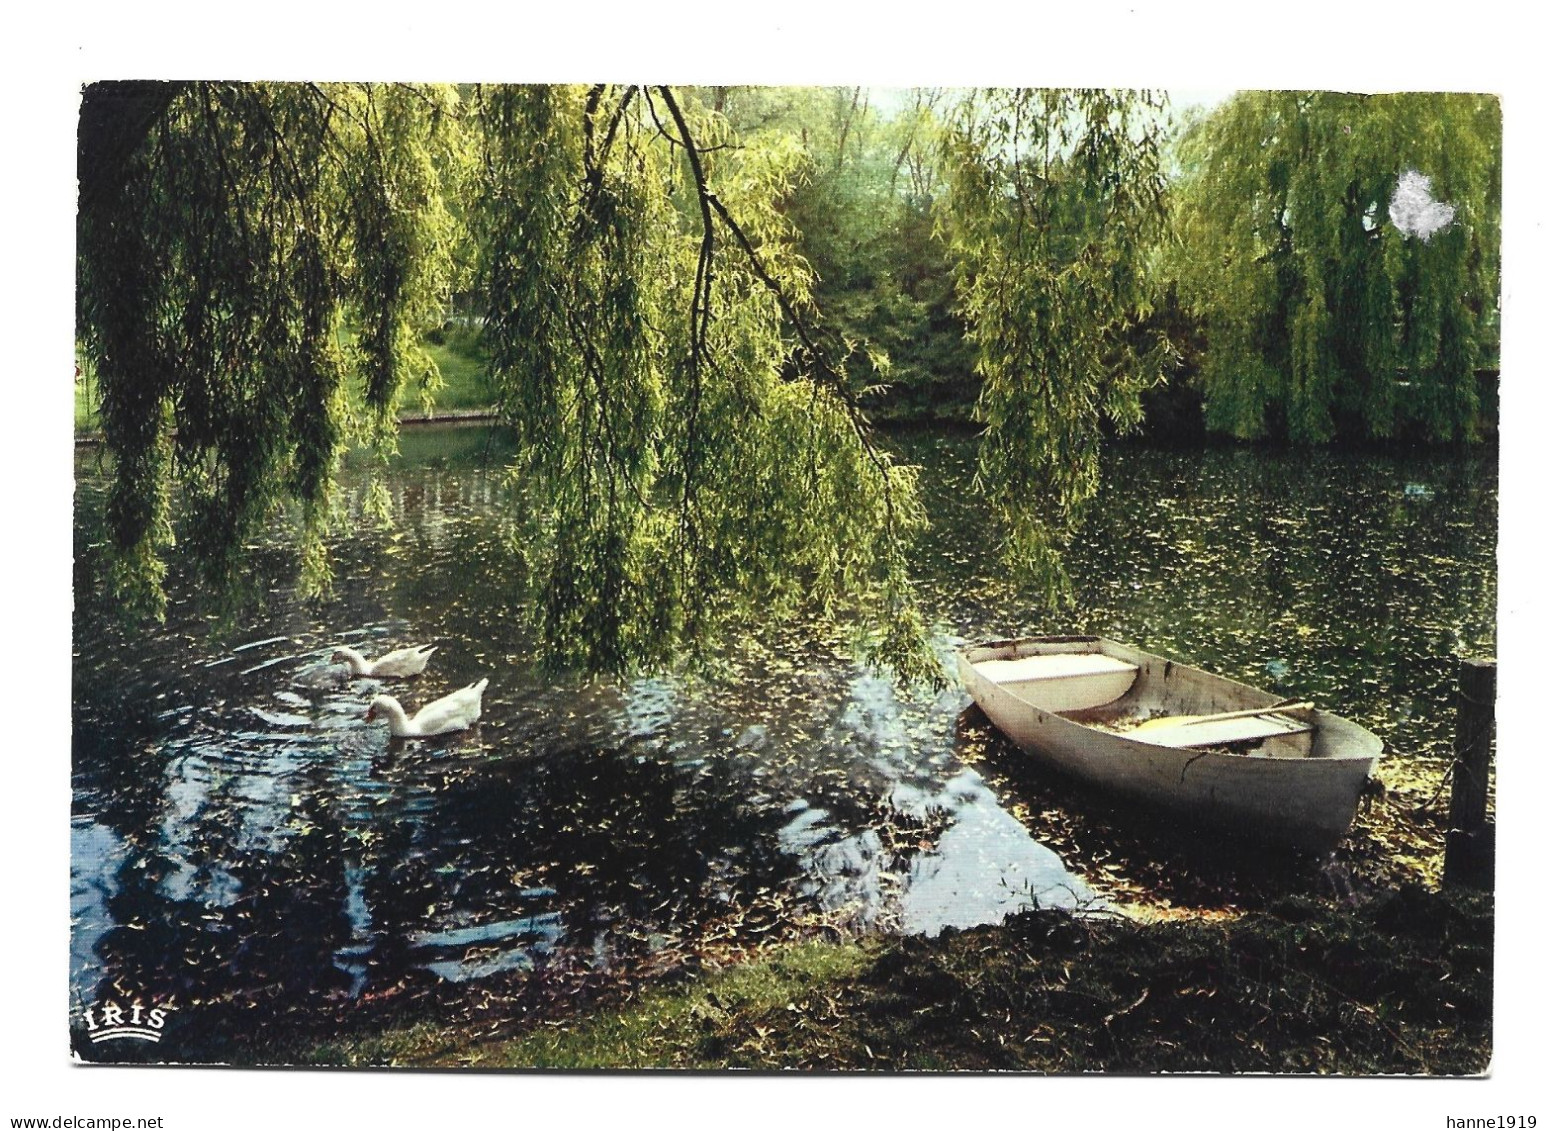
[1168,92,1501,443]
[469,85,933,679]
[77,82,464,610]
[941,89,1173,598]
[78,82,1185,681]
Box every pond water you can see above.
[70,425,1496,1047]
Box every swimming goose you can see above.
[366,678,489,737]
[332,644,438,678]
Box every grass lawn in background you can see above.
[74,327,496,437]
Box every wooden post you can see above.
[1444,657,1496,890]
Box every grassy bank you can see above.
[74,360,100,432]
[73,328,495,437]
[409,323,495,415]
[283,884,1489,1074]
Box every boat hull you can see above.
[959,636,1382,850]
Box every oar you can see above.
[1133,700,1313,732]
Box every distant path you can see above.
[396,409,501,425]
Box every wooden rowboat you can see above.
[958,635,1382,850]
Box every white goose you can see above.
[332,644,438,679]
[366,678,489,737]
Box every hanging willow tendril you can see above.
[77,81,464,613]
[468,84,936,681]
[940,89,1177,600]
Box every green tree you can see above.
[467,84,932,679]
[1165,91,1501,443]
[712,87,972,415]
[77,82,1180,679]
[78,82,934,680]
[77,81,464,607]
[941,88,1174,596]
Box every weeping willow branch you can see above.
[655,86,715,574]
[470,84,936,681]
[78,81,464,611]
[942,88,1173,598]
[655,85,901,541]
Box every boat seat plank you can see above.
[974,653,1138,684]
[973,652,1140,713]
[1140,713,1313,749]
